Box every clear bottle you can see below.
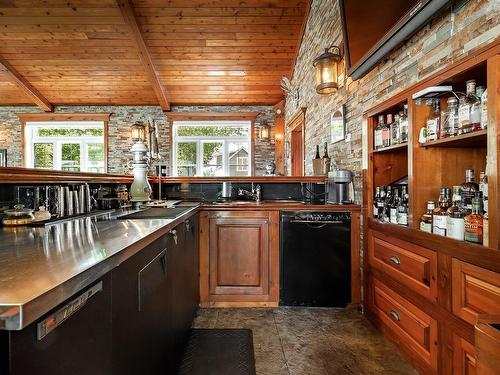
[446,186,466,241]
[390,187,400,224]
[420,201,435,233]
[480,87,488,129]
[473,86,485,128]
[458,80,480,134]
[464,192,483,244]
[460,169,479,213]
[382,114,392,148]
[433,188,451,236]
[383,186,393,223]
[426,100,440,141]
[391,114,400,145]
[399,104,409,143]
[397,186,409,226]
[374,115,384,149]
[479,171,488,211]
[440,97,459,138]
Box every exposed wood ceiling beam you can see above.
[116,0,170,111]
[0,56,53,112]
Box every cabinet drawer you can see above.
[370,278,438,369]
[369,231,437,301]
[453,334,476,375]
[452,259,500,325]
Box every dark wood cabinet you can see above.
[200,210,279,306]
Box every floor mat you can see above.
[178,329,256,375]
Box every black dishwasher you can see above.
[280,211,351,307]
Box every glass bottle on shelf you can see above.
[377,186,386,221]
[374,115,384,149]
[391,114,400,145]
[382,114,392,148]
[446,186,466,241]
[460,169,479,213]
[373,186,382,219]
[420,201,435,233]
[383,186,393,223]
[397,186,409,226]
[426,99,440,142]
[433,187,450,236]
[458,80,480,134]
[399,104,409,143]
[440,96,459,138]
[464,192,483,244]
[390,187,400,224]
[483,211,489,247]
[473,86,485,128]
[480,87,487,129]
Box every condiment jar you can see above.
[2,204,35,226]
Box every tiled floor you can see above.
[192,307,418,375]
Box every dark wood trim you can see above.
[287,107,306,176]
[166,112,259,121]
[251,118,256,175]
[116,0,169,111]
[0,55,53,112]
[273,100,286,175]
[0,167,131,184]
[17,113,111,123]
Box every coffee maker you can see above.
[327,169,354,204]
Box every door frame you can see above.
[287,107,306,176]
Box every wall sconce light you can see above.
[259,123,271,141]
[313,45,343,95]
[130,122,146,142]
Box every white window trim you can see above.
[172,120,252,177]
[24,121,105,172]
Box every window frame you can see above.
[172,120,253,177]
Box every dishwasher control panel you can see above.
[282,211,351,223]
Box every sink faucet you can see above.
[238,183,261,202]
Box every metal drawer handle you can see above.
[169,229,178,245]
[389,255,401,265]
[185,220,191,232]
[389,310,401,321]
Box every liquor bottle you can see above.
[397,186,409,226]
[382,114,392,148]
[446,186,466,241]
[441,97,459,138]
[420,201,435,233]
[373,186,382,219]
[460,169,479,213]
[383,186,393,223]
[483,211,489,247]
[479,171,488,211]
[390,188,400,224]
[458,80,480,134]
[464,192,483,244]
[391,114,400,145]
[322,142,331,174]
[426,100,440,141]
[473,86,485,128]
[433,188,450,236]
[399,104,409,143]
[374,115,384,149]
[480,87,487,129]
[377,186,387,220]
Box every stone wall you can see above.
[285,0,499,203]
[0,105,274,175]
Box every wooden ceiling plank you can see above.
[0,55,52,111]
[116,0,169,110]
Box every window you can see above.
[173,121,252,177]
[24,121,106,173]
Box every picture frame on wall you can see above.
[0,149,6,167]
[330,105,346,144]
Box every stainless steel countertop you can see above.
[0,204,199,331]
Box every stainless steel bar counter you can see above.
[0,204,199,331]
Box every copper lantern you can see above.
[313,46,342,95]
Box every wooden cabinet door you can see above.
[209,215,269,296]
[453,335,477,375]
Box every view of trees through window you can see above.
[174,122,251,177]
[26,123,105,173]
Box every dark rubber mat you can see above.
[118,207,191,219]
[178,329,256,375]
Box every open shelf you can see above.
[419,129,487,148]
[372,143,408,153]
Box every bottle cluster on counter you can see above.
[420,80,487,143]
[419,168,489,247]
[373,185,408,226]
[373,104,409,150]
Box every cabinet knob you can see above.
[389,309,401,321]
[169,229,178,245]
[389,255,401,265]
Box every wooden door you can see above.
[209,215,269,296]
[287,107,306,176]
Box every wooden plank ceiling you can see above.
[0,0,309,109]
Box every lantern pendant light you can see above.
[313,45,342,95]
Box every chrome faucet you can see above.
[238,183,261,202]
